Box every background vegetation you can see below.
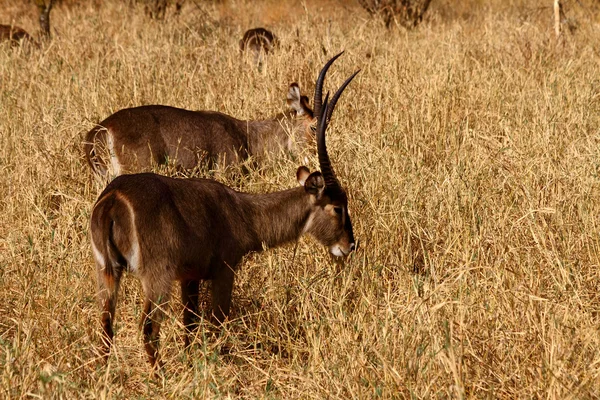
[1,0,599,398]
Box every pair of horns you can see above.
[313,52,360,195]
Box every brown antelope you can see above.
[90,52,359,368]
[84,83,315,182]
[142,0,185,19]
[0,25,36,46]
[239,27,279,65]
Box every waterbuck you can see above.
[90,52,358,368]
[0,25,35,46]
[84,82,315,182]
[239,27,279,65]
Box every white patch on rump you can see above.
[127,234,141,274]
[91,237,105,268]
[106,131,122,177]
[121,196,141,274]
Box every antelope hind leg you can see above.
[140,288,170,368]
[181,279,200,348]
[211,263,235,324]
[97,264,123,361]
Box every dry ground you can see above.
[1,0,600,398]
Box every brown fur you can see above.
[91,169,355,367]
[84,84,315,181]
[0,25,37,46]
[239,27,279,55]
[90,54,358,369]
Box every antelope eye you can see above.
[333,207,343,215]
[310,125,317,133]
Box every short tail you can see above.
[91,193,127,276]
[84,126,109,181]
[91,191,127,356]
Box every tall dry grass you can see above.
[1,0,600,398]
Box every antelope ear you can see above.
[303,171,325,199]
[287,83,313,118]
[296,166,311,186]
[287,83,302,115]
[300,95,314,118]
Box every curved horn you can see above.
[325,69,360,125]
[317,95,342,191]
[318,71,360,190]
[313,51,344,125]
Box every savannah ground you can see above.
[1,0,600,398]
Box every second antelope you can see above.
[239,27,279,65]
[90,53,359,368]
[84,83,315,182]
[0,25,35,46]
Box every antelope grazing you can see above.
[84,83,315,182]
[239,27,279,64]
[143,0,185,19]
[0,25,35,46]
[90,53,359,368]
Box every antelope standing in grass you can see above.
[239,27,279,65]
[90,53,359,368]
[84,83,315,182]
[0,25,35,46]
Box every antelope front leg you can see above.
[180,279,200,348]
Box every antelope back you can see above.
[0,25,36,46]
[84,88,316,181]
[239,27,279,54]
[85,106,251,180]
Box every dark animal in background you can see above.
[142,0,185,19]
[90,52,359,368]
[0,25,36,46]
[84,83,316,182]
[239,27,279,64]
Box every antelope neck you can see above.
[238,186,313,251]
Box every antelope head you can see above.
[299,52,359,257]
[284,82,315,157]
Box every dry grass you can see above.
[1,0,600,398]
